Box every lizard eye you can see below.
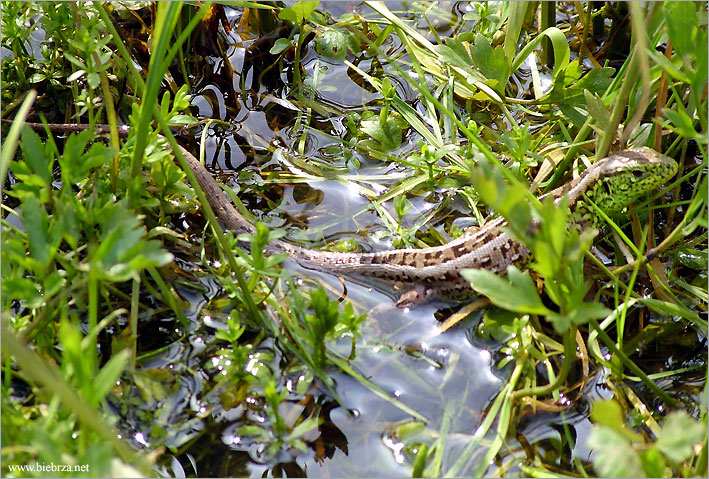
[632,169,644,178]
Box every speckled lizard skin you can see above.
[17,123,678,306]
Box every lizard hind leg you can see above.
[394,283,437,308]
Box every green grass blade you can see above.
[1,90,37,187]
[330,356,426,421]
[129,3,183,190]
[511,27,570,80]
[504,1,529,62]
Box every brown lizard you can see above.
[9,122,678,306]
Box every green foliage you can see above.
[433,37,489,85]
[235,222,289,293]
[499,124,534,165]
[90,201,173,281]
[1,385,141,478]
[305,288,366,367]
[465,160,608,334]
[64,24,112,90]
[278,1,319,24]
[59,320,130,408]
[1,3,197,473]
[467,34,509,91]
[215,310,253,382]
[2,1,706,477]
[589,400,706,478]
[269,37,292,55]
[463,266,551,316]
[359,113,404,152]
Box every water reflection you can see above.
[152,2,505,476]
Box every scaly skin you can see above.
[270,147,677,304]
[15,123,678,306]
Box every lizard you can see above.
[10,122,678,306]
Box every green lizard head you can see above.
[589,147,678,216]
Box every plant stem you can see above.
[597,51,640,158]
[540,2,556,68]
[94,51,120,193]
[153,111,266,325]
[511,324,578,401]
[88,266,98,375]
[589,319,678,407]
[130,276,139,369]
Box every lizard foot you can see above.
[395,284,436,308]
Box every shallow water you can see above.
[136,4,514,476]
[34,2,701,477]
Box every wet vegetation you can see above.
[1,1,707,477]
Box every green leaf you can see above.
[503,1,528,62]
[308,287,340,337]
[469,161,533,234]
[87,72,100,89]
[412,443,429,478]
[511,27,569,81]
[43,271,66,298]
[433,39,487,86]
[2,277,42,308]
[590,400,644,443]
[469,33,509,90]
[172,84,192,111]
[636,298,706,330]
[692,28,708,100]
[567,301,611,327]
[584,90,610,130]
[434,38,473,69]
[21,194,51,276]
[58,320,92,392]
[663,2,698,60]
[269,38,292,55]
[573,67,615,94]
[60,131,114,184]
[555,59,584,87]
[662,107,702,140]
[55,194,81,249]
[640,447,669,478]
[284,416,321,441]
[461,266,551,315]
[675,247,708,271]
[167,114,198,126]
[278,1,319,23]
[20,125,51,186]
[91,202,173,281]
[93,349,130,405]
[648,49,692,84]
[655,412,705,463]
[236,425,268,438]
[360,117,402,151]
[587,427,645,478]
[500,124,533,163]
[64,52,87,70]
